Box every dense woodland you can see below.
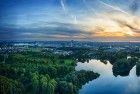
[1,46,140,94]
[0,48,99,94]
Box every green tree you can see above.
[31,72,40,94]
[0,76,23,94]
[40,74,57,94]
[57,81,77,94]
[136,61,140,76]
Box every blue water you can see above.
[75,59,140,94]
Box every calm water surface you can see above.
[75,59,140,94]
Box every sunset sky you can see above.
[0,0,140,41]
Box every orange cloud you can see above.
[78,11,140,39]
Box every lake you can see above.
[75,59,140,94]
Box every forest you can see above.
[0,48,99,94]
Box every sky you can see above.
[0,0,140,41]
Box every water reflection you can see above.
[76,59,140,94]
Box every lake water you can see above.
[75,59,140,94]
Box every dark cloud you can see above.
[0,25,20,40]
[42,22,92,35]
[0,22,92,40]
[112,17,140,34]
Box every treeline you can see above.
[95,48,140,76]
[113,58,138,76]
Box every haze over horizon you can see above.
[1,0,140,41]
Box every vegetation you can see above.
[0,48,99,94]
[113,58,138,76]
[0,76,23,94]
[136,61,140,76]
[1,45,140,94]
[95,49,127,64]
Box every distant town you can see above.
[1,40,140,55]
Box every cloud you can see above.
[0,25,22,40]
[82,0,97,15]
[0,22,92,40]
[1,0,140,41]
[60,0,67,13]
[81,11,140,39]
[60,0,78,24]
[112,16,140,34]
[129,0,140,13]
[99,0,129,15]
